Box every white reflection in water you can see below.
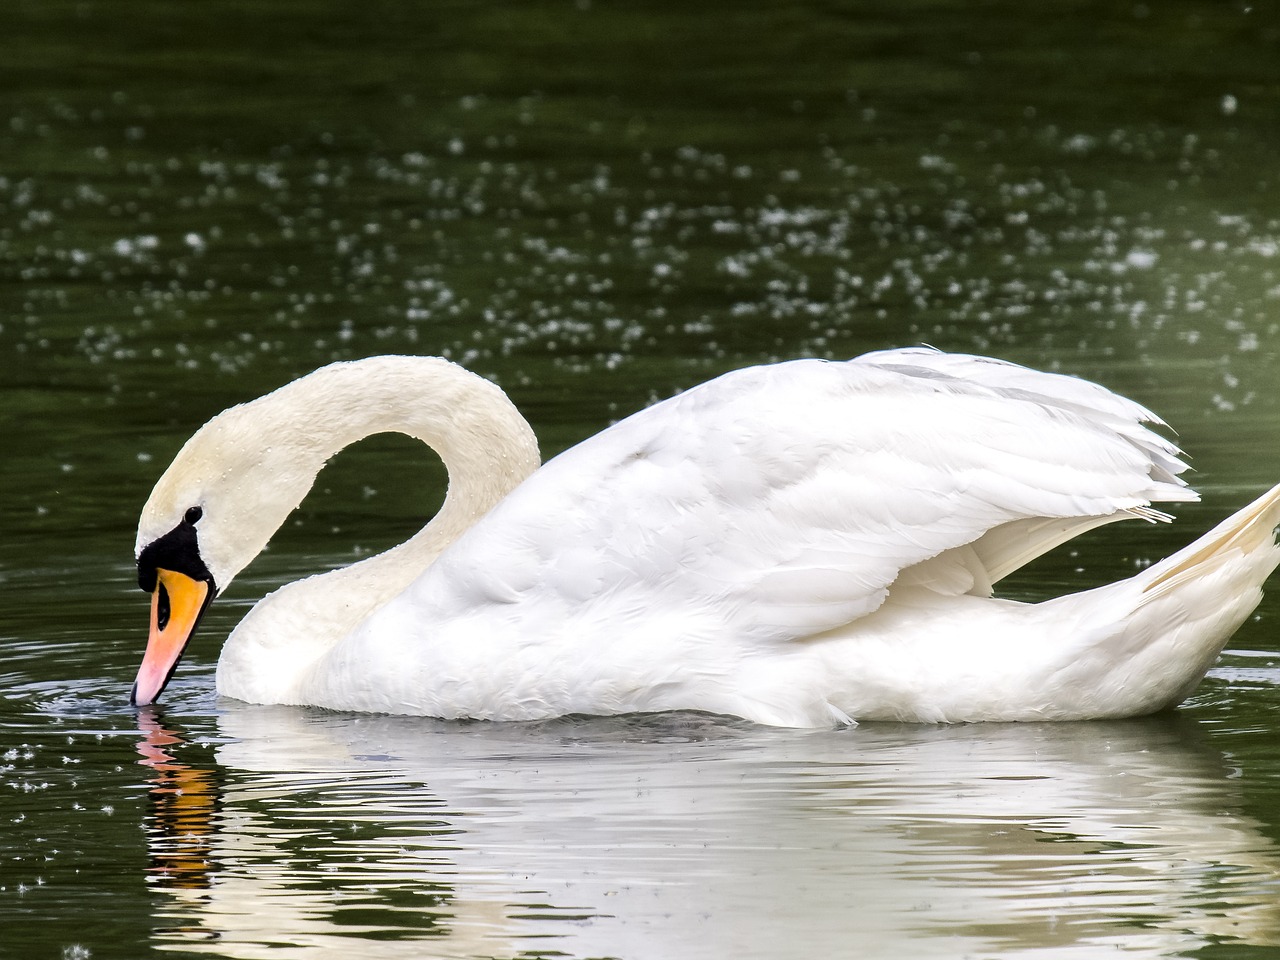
[138,707,1280,959]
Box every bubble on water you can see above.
[918,154,954,174]
[1125,249,1158,270]
[1061,133,1097,155]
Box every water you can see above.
[3,0,1280,956]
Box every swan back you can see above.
[413,349,1193,644]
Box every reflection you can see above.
[136,707,1280,959]
[136,708,221,892]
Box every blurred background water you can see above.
[3,1,1280,957]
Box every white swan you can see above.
[130,348,1280,726]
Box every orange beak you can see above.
[131,568,212,707]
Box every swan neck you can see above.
[296,358,541,573]
[140,356,541,595]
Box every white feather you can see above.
[133,348,1280,726]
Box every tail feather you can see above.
[1139,483,1280,602]
[1041,483,1280,719]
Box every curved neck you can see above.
[283,357,542,606]
[140,356,541,599]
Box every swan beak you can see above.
[131,568,213,707]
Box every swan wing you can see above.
[411,348,1193,647]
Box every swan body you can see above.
[131,348,1280,726]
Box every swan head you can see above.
[130,393,323,706]
[132,505,217,707]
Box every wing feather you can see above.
[411,348,1194,647]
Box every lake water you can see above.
[4,1,1280,957]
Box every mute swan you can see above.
[131,348,1280,726]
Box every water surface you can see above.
[3,1,1280,957]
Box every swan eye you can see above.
[184,506,203,526]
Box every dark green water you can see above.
[3,1,1280,957]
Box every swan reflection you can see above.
[138,708,1280,958]
[137,709,221,892]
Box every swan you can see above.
[130,348,1280,726]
